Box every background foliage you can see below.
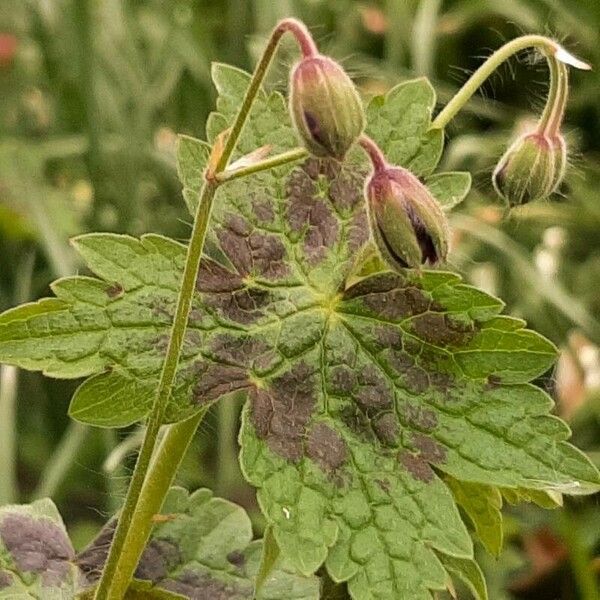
[0,1,599,598]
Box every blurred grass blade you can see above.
[453,214,600,343]
[412,0,442,76]
[32,421,88,500]
[0,252,35,505]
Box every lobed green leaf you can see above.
[0,63,598,600]
[446,477,503,557]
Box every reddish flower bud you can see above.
[492,131,567,207]
[289,55,365,160]
[366,165,449,270]
[0,34,18,70]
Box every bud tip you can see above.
[554,45,591,71]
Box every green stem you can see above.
[216,18,314,174]
[0,366,19,504]
[537,56,562,134]
[215,147,309,183]
[431,35,567,130]
[93,18,310,599]
[545,62,569,136]
[100,412,205,595]
[93,180,217,600]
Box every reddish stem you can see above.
[359,135,388,173]
[275,18,318,58]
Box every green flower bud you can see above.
[366,166,449,270]
[492,132,567,207]
[289,55,365,159]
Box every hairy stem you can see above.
[93,18,313,599]
[215,147,309,183]
[431,35,577,131]
[359,135,388,172]
[217,17,316,173]
[93,181,217,600]
[102,412,205,594]
[541,60,569,136]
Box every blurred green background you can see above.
[0,1,599,598]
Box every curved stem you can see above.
[217,18,316,173]
[431,35,567,131]
[359,134,388,172]
[544,61,569,136]
[93,19,315,600]
[276,18,318,58]
[537,55,561,133]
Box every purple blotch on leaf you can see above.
[0,513,74,586]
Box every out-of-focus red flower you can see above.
[509,527,568,593]
[359,6,388,34]
[0,33,18,69]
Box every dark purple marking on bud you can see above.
[290,55,365,159]
[407,206,437,264]
[365,166,449,270]
[303,111,328,148]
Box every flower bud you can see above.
[289,55,365,159]
[366,166,449,270]
[492,132,567,207]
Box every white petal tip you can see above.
[555,46,592,70]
